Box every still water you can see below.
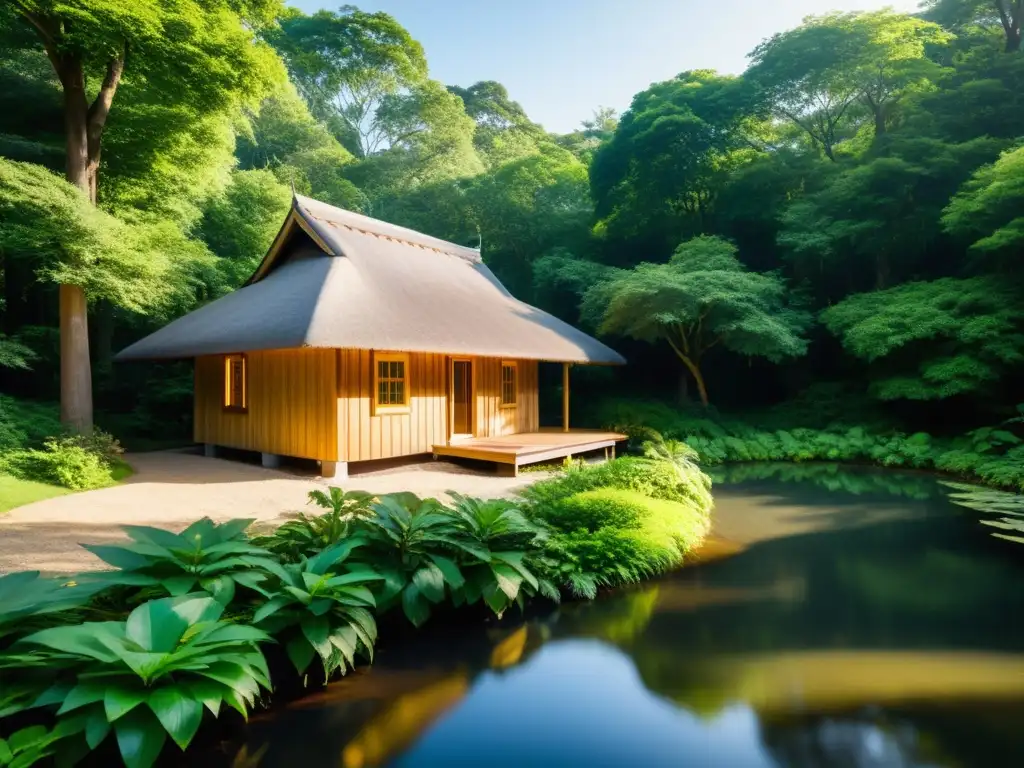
[236,465,1024,768]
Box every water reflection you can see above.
[236,467,1024,767]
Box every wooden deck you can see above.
[432,428,627,475]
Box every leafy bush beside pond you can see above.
[593,396,1024,492]
[0,460,714,767]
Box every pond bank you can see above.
[229,465,1024,768]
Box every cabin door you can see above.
[450,359,473,440]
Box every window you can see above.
[501,361,517,407]
[374,352,409,413]
[223,354,247,411]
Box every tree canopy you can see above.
[3,1,1024,444]
[582,237,810,405]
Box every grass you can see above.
[0,473,70,514]
[0,459,133,514]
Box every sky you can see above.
[293,0,924,134]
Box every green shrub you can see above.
[523,455,712,509]
[252,540,381,680]
[2,594,272,766]
[1,440,112,490]
[550,528,678,587]
[0,428,125,490]
[84,518,279,604]
[537,488,647,532]
[532,487,710,591]
[0,396,62,448]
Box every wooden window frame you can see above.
[223,353,248,413]
[500,360,518,409]
[373,351,411,415]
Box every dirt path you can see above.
[0,450,545,575]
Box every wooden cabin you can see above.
[116,195,626,478]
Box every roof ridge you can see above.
[308,214,479,262]
[294,194,481,262]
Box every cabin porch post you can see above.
[562,363,571,432]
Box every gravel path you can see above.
[0,450,546,575]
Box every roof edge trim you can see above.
[244,200,337,286]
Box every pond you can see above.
[232,465,1024,768]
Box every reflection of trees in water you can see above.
[759,711,947,768]
[711,463,938,500]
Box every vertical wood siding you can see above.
[473,358,538,438]
[194,349,338,461]
[337,349,447,462]
[336,352,539,462]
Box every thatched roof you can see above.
[116,195,624,364]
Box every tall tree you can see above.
[271,6,428,157]
[449,80,545,167]
[582,236,810,406]
[590,70,764,259]
[7,0,282,431]
[923,0,1024,52]
[943,144,1024,269]
[779,136,1001,296]
[822,277,1024,400]
[749,11,951,157]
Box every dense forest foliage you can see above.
[1,1,1023,487]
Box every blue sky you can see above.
[292,0,923,133]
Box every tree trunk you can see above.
[679,355,709,407]
[678,370,689,405]
[59,284,93,433]
[873,107,886,137]
[57,56,94,432]
[1007,29,1022,52]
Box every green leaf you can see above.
[16,623,124,662]
[231,571,270,596]
[0,738,11,763]
[182,681,223,717]
[114,707,167,768]
[85,705,112,750]
[412,564,446,603]
[491,563,524,600]
[323,570,384,588]
[328,626,358,666]
[162,575,198,597]
[125,594,222,652]
[33,680,74,708]
[333,585,376,607]
[300,616,332,661]
[492,551,539,590]
[253,595,293,623]
[285,635,315,674]
[426,554,465,589]
[56,682,106,715]
[483,583,510,616]
[81,545,157,571]
[200,575,236,606]
[121,525,187,550]
[401,584,431,627]
[148,688,203,751]
[105,685,148,722]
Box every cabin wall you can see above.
[336,351,539,462]
[337,349,447,462]
[194,349,338,461]
[473,357,539,438]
